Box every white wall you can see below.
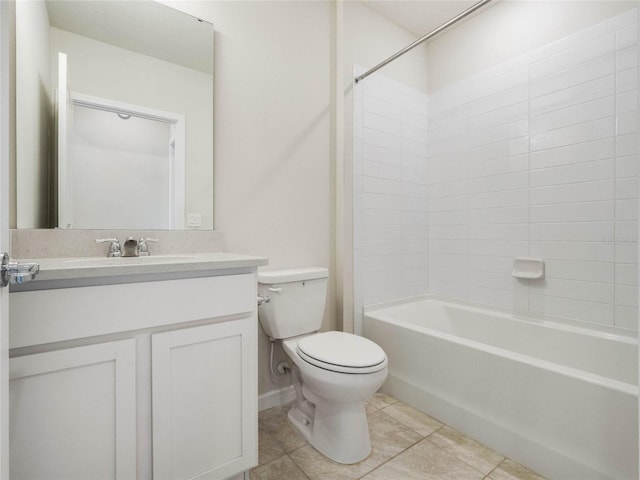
[71,108,172,229]
[343,2,429,94]
[427,0,637,92]
[165,0,333,396]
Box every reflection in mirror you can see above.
[16,0,214,230]
[65,90,185,229]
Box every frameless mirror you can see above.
[16,0,214,230]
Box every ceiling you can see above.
[362,0,484,37]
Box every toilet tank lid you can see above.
[258,267,328,284]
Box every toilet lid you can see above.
[296,331,387,374]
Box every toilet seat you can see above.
[296,331,387,374]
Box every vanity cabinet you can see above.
[10,339,137,480]
[152,320,256,480]
[9,270,260,480]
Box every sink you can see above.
[61,255,198,267]
[10,252,269,287]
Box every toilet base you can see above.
[288,398,372,465]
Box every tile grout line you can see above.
[422,434,502,478]
[354,427,429,480]
[372,406,492,479]
[378,401,511,479]
[484,458,508,479]
[285,451,313,480]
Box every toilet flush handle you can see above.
[268,287,282,293]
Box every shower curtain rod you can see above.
[354,0,493,84]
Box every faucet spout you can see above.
[122,237,139,257]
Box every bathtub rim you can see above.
[363,295,638,396]
[364,294,637,344]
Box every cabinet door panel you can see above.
[9,339,136,480]
[152,318,257,480]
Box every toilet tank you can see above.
[257,267,328,339]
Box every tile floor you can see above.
[250,392,547,480]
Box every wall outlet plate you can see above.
[187,213,202,227]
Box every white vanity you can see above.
[8,253,267,480]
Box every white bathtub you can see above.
[363,298,638,480]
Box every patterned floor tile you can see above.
[259,404,307,453]
[257,422,285,466]
[367,392,398,410]
[253,393,545,480]
[360,437,484,480]
[381,401,443,437]
[251,455,309,480]
[488,458,547,480]
[287,409,422,480]
[428,425,504,474]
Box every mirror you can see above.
[15,0,214,230]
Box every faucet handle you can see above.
[95,238,122,257]
[138,238,159,256]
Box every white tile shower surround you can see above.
[353,8,639,332]
[353,68,430,329]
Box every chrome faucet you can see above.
[138,238,159,256]
[97,236,160,257]
[122,237,139,257]
[96,238,122,257]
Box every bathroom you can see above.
[0,0,638,479]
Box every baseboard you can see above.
[258,385,296,411]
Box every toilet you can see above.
[257,267,388,464]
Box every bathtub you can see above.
[363,297,638,480]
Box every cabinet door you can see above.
[152,318,257,480]
[9,339,137,480]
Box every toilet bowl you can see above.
[283,332,388,463]
[257,268,388,464]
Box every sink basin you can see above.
[62,255,198,267]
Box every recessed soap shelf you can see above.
[512,257,544,280]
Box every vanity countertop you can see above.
[11,253,268,291]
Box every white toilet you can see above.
[257,267,388,464]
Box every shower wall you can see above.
[427,8,637,330]
[352,72,429,333]
[353,7,638,332]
